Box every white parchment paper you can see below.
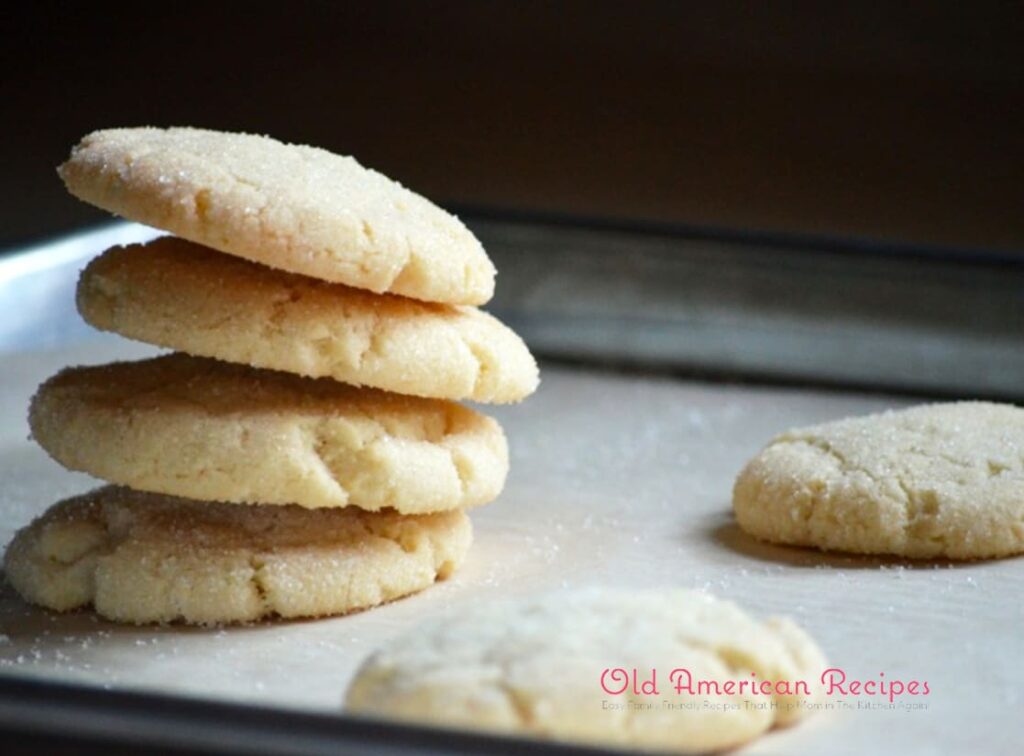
[0,339,1018,754]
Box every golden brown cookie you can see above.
[30,355,508,513]
[59,127,495,305]
[347,588,827,753]
[4,486,471,625]
[78,238,538,403]
[734,402,1024,559]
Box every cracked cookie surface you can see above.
[733,402,1024,559]
[59,127,495,305]
[78,238,538,403]
[30,354,508,513]
[3,486,471,625]
[345,588,826,753]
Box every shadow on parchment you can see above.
[707,514,992,571]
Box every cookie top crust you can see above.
[59,127,496,305]
[78,238,538,403]
[733,402,1024,559]
[346,588,826,752]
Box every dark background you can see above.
[3,1,1022,253]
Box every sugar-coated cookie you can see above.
[59,127,495,305]
[4,486,471,625]
[733,402,1024,559]
[346,588,826,753]
[78,238,538,403]
[30,354,508,513]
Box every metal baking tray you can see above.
[0,215,1021,755]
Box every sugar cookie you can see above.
[78,238,537,403]
[733,402,1024,559]
[4,486,471,625]
[59,127,495,305]
[346,588,826,753]
[30,354,508,513]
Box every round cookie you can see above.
[29,354,508,513]
[58,127,495,305]
[4,486,471,625]
[78,238,538,404]
[733,401,1024,559]
[346,588,826,753]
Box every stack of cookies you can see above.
[4,127,538,625]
